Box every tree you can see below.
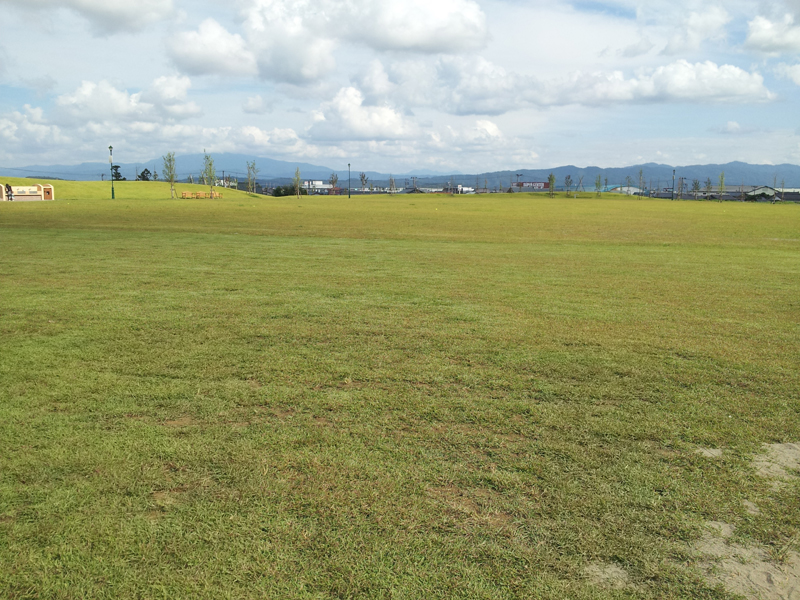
[564,175,573,195]
[203,151,215,197]
[781,178,786,202]
[359,172,368,191]
[136,168,151,182]
[246,160,259,194]
[625,175,634,192]
[718,171,725,202]
[162,152,177,199]
[389,175,396,194]
[111,165,125,181]
[595,174,603,197]
[548,173,556,197]
[293,167,302,199]
[638,168,645,197]
[691,179,701,201]
[329,172,339,192]
[152,170,159,181]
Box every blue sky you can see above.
[0,0,798,172]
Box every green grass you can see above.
[1,183,799,598]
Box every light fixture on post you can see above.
[109,146,115,200]
[348,163,351,199]
[671,169,676,201]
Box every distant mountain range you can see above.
[460,163,800,191]
[0,153,455,183]
[2,154,799,188]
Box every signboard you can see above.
[520,182,549,190]
[12,187,41,195]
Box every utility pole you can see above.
[348,163,351,198]
[109,146,115,199]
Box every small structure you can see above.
[1,183,55,201]
[515,182,550,192]
[610,186,644,196]
[303,180,334,194]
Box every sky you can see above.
[0,0,799,173]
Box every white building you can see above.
[303,180,334,192]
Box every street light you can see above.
[516,173,523,191]
[109,146,115,200]
[671,169,676,201]
[348,163,351,199]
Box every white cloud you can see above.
[663,6,731,54]
[20,76,57,94]
[242,95,273,114]
[170,0,487,83]
[0,105,64,145]
[309,87,416,140]
[0,100,323,165]
[746,14,800,53]
[723,121,741,134]
[621,39,656,58]
[347,0,488,53]
[354,57,522,116]
[55,77,201,125]
[776,62,800,84]
[169,19,258,77]
[558,60,774,105]
[436,57,521,115]
[365,57,774,115]
[0,0,174,32]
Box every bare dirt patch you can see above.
[753,443,800,488]
[743,500,761,516]
[694,522,800,600]
[584,563,634,590]
[696,448,724,459]
[691,444,800,598]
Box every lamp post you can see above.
[348,163,351,198]
[671,169,675,201]
[109,146,115,200]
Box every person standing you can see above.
[4,184,12,201]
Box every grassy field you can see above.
[1,182,799,598]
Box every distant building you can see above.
[609,186,644,195]
[303,180,334,194]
